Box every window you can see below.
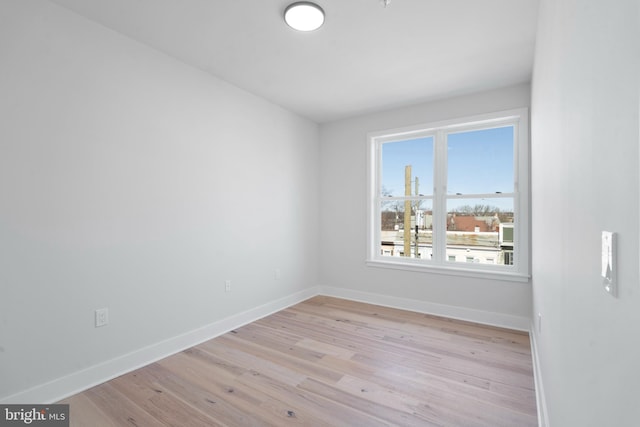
[367,109,529,281]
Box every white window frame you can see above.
[366,108,530,282]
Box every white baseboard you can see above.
[0,286,320,404]
[529,326,549,427]
[319,286,531,331]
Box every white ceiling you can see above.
[49,0,539,123]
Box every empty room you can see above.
[1,0,638,426]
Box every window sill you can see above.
[365,259,531,283]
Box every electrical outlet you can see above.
[225,280,231,292]
[95,308,109,328]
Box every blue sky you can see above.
[381,126,514,211]
[381,136,434,197]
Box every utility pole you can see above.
[404,165,411,257]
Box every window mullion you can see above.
[432,130,447,264]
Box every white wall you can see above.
[0,0,319,401]
[531,0,640,425]
[319,84,533,328]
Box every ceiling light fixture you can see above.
[284,2,325,32]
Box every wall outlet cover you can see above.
[95,308,109,327]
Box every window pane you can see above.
[381,136,433,197]
[445,198,514,266]
[380,200,433,259]
[447,126,514,195]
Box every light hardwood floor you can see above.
[60,296,538,426]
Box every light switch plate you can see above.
[601,231,617,297]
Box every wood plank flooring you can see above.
[60,296,538,426]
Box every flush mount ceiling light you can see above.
[284,2,325,32]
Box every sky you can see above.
[381,126,514,212]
